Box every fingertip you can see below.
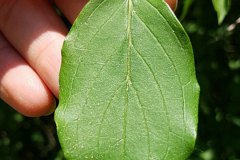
[22,97,56,117]
[165,0,178,11]
[54,0,89,23]
[0,36,57,117]
[0,68,57,117]
[43,99,57,116]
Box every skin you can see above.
[0,0,177,117]
[165,0,178,11]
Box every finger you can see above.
[165,0,178,11]
[0,0,68,97]
[53,0,88,24]
[0,33,56,117]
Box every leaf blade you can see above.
[55,0,200,159]
[212,0,231,24]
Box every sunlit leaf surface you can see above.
[55,0,200,159]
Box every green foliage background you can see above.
[0,0,240,159]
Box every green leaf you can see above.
[212,0,231,24]
[180,0,194,21]
[55,0,200,159]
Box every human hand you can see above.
[0,0,177,117]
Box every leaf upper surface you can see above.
[55,0,200,159]
[212,0,231,24]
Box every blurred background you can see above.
[1,0,240,159]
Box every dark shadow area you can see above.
[0,99,65,160]
[178,0,240,159]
